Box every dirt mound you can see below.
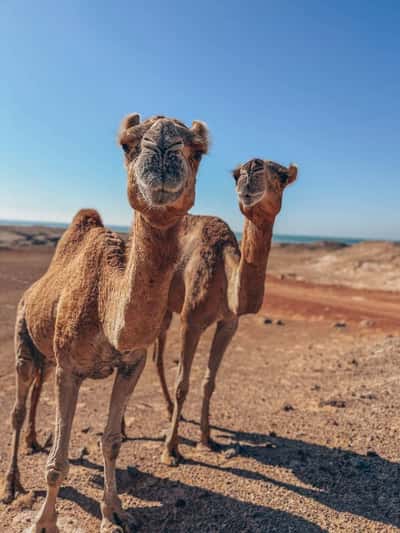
[0,226,64,248]
[269,240,400,291]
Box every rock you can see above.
[81,426,91,434]
[283,403,295,412]
[333,321,347,328]
[367,450,379,457]
[319,399,346,408]
[78,446,90,461]
[360,319,376,327]
[224,444,241,459]
[275,319,285,326]
[263,317,273,324]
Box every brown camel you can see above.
[19,158,297,468]
[2,113,209,532]
[152,158,298,465]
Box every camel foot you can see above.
[1,470,27,503]
[101,501,138,532]
[26,438,43,454]
[26,433,53,454]
[196,438,222,453]
[27,523,59,533]
[161,447,183,467]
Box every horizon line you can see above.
[0,218,397,244]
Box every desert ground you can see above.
[0,226,399,532]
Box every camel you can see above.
[18,158,297,468]
[2,113,209,532]
[150,158,298,465]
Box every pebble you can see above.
[333,321,347,328]
[283,403,295,412]
[319,399,346,408]
[360,319,376,327]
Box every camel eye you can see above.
[279,172,289,184]
[191,151,202,162]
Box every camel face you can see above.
[134,119,189,206]
[119,114,209,220]
[234,159,297,218]
[234,158,266,208]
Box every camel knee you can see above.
[16,357,35,383]
[45,460,69,487]
[11,404,26,430]
[202,374,215,398]
[102,432,122,461]
[175,379,189,404]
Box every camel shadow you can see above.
[62,456,326,532]
[183,420,400,528]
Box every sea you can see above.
[0,219,372,245]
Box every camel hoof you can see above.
[26,439,43,454]
[101,501,138,532]
[27,523,59,533]
[1,472,27,503]
[101,511,138,532]
[161,448,183,467]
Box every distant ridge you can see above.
[0,219,395,245]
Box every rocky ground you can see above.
[0,233,399,532]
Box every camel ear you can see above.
[287,164,298,184]
[232,166,241,183]
[191,120,209,154]
[118,113,141,154]
[121,113,141,130]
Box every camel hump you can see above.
[71,209,104,229]
[51,209,104,264]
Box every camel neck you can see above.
[236,215,275,315]
[110,212,180,351]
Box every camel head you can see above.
[233,159,297,225]
[119,114,209,225]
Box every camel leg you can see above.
[25,370,44,453]
[101,350,146,533]
[121,311,172,440]
[26,364,54,452]
[31,366,82,533]
[153,326,173,419]
[161,323,201,466]
[198,317,238,450]
[2,314,37,503]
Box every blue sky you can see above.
[1,1,399,239]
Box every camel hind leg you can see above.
[25,364,53,453]
[153,310,173,419]
[2,308,38,503]
[121,310,173,440]
[198,317,238,450]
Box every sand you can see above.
[0,226,399,532]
